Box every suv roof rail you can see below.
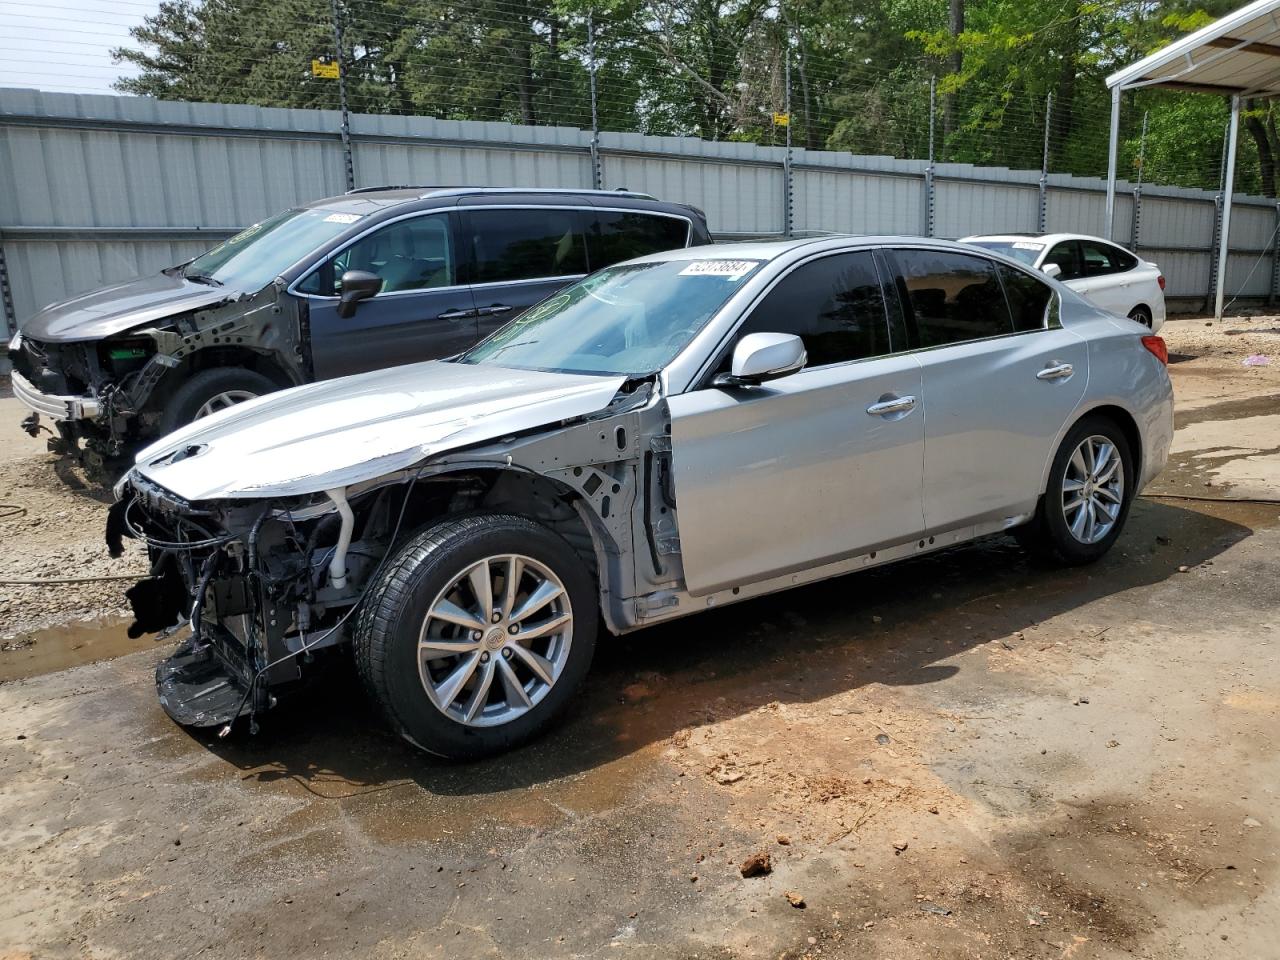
[418,186,658,201]
[345,185,447,194]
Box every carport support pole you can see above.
[1104,86,1121,240]
[1214,94,1241,321]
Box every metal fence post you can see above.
[924,75,936,237]
[329,0,355,191]
[1271,202,1280,307]
[1038,92,1052,233]
[1207,194,1224,312]
[0,237,16,338]
[1129,111,1147,251]
[782,48,793,238]
[587,11,602,190]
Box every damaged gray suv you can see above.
[111,237,1173,759]
[10,187,708,480]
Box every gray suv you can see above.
[9,187,710,480]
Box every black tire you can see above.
[158,367,278,434]
[354,513,597,760]
[1128,305,1153,328]
[1017,415,1135,566]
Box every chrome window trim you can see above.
[287,204,693,301]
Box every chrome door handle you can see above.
[478,304,513,316]
[437,309,476,321]
[866,395,916,416]
[1036,363,1074,381]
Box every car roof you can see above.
[962,232,1121,247]
[299,186,686,217]
[627,234,980,265]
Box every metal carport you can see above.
[1105,0,1280,318]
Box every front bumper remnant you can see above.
[156,640,254,728]
[11,369,101,421]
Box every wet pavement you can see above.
[2,321,1279,958]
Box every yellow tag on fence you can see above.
[772,112,790,126]
[312,59,340,79]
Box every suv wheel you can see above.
[355,514,597,759]
[159,368,277,433]
[1016,415,1135,565]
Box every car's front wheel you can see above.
[355,514,597,759]
[1017,415,1135,565]
[158,367,277,433]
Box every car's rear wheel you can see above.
[1016,415,1135,565]
[159,368,277,433]
[1128,305,1153,328]
[354,514,596,759]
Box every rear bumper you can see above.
[11,370,101,421]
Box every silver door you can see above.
[667,355,925,596]
[916,329,1088,532]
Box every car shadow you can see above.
[192,498,1269,800]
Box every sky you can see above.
[0,0,152,95]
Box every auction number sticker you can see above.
[324,213,363,224]
[679,259,759,280]
[1011,241,1044,251]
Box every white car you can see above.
[962,233,1166,332]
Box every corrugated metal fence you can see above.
[3,87,1279,335]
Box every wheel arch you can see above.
[1039,401,1143,496]
[394,464,613,603]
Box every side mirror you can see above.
[337,270,383,318]
[1041,262,1063,280]
[713,332,806,387]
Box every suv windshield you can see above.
[459,258,763,376]
[184,207,363,291]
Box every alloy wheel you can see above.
[194,390,258,419]
[1062,434,1125,545]
[417,554,573,727]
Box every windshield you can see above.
[966,239,1044,267]
[458,258,764,376]
[184,207,364,291]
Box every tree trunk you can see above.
[1051,0,1081,168]
[1244,99,1276,198]
[943,0,964,141]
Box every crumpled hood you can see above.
[132,361,627,501]
[21,272,233,342]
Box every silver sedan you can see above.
[115,236,1174,758]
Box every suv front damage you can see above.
[11,270,303,481]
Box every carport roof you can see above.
[1107,0,1280,98]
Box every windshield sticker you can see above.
[1012,241,1045,251]
[323,212,363,224]
[678,260,758,280]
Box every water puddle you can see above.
[0,615,158,682]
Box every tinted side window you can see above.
[586,211,690,269]
[1080,239,1136,275]
[998,264,1053,332]
[895,250,1013,347]
[1043,241,1081,280]
[730,252,891,367]
[467,209,588,284]
[298,214,454,296]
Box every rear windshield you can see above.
[965,240,1044,267]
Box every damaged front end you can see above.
[108,472,402,730]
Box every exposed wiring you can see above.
[121,499,238,552]
[218,466,426,738]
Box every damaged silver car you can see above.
[110,237,1173,758]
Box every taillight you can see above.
[1157,274,1166,291]
[1142,335,1168,365]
